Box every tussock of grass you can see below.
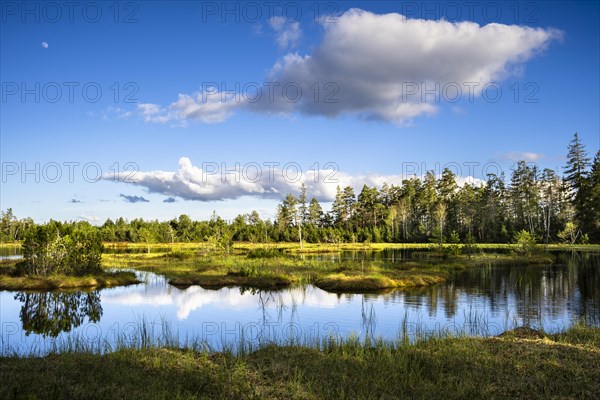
[169,273,293,289]
[1,325,599,399]
[315,273,446,292]
[0,271,139,290]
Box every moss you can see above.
[0,271,139,290]
[315,273,446,292]
[169,273,294,289]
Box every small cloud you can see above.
[77,215,100,223]
[120,194,150,203]
[269,16,302,49]
[136,92,238,125]
[69,199,83,203]
[451,106,466,115]
[163,197,177,203]
[105,106,133,120]
[501,151,544,162]
[251,23,264,36]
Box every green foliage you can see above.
[228,264,258,277]
[2,132,599,246]
[558,222,579,244]
[442,244,462,258]
[448,230,461,244]
[513,230,537,255]
[20,223,103,276]
[246,248,285,258]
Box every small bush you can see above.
[246,248,285,259]
[513,230,537,255]
[228,265,258,277]
[21,223,102,276]
[163,251,194,260]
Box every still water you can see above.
[1,251,598,354]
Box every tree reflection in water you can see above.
[14,290,102,337]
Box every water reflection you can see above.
[102,274,342,320]
[15,291,102,337]
[1,251,598,354]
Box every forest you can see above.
[2,133,599,245]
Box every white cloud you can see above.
[77,215,101,223]
[501,151,545,162]
[104,283,342,320]
[104,157,484,202]
[136,92,238,125]
[252,9,561,124]
[134,9,560,126]
[269,16,302,49]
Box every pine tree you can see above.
[308,197,324,227]
[564,132,592,232]
[589,150,600,239]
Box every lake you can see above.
[1,250,598,355]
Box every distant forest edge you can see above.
[2,134,599,245]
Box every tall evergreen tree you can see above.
[564,132,592,232]
[589,150,600,239]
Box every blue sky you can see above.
[1,0,599,223]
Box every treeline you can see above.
[1,133,599,245]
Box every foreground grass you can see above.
[0,260,139,290]
[1,325,599,399]
[102,243,554,292]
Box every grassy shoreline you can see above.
[1,324,598,399]
[0,271,140,290]
[0,260,140,290]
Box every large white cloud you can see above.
[103,157,483,202]
[252,9,561,123]
[135,9,560,125]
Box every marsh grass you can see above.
[1,318,599,399]
[101,244,554,293]
[0,270,139,290]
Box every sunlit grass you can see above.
[100,244,558,292]
[1,319,598,399]
[0,271,139,290]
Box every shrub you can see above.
[20,223,103,276]
[246,248,285,259]
[513,230,537,255]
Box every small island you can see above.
[0,222,138,291]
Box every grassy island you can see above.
[100,242,556,292]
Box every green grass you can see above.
[100,243,556,292]
[0,260,139,290]
[0,271,139,290]
[1,324,599,399]
[101,252,461,291]
[1,241,579,292]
